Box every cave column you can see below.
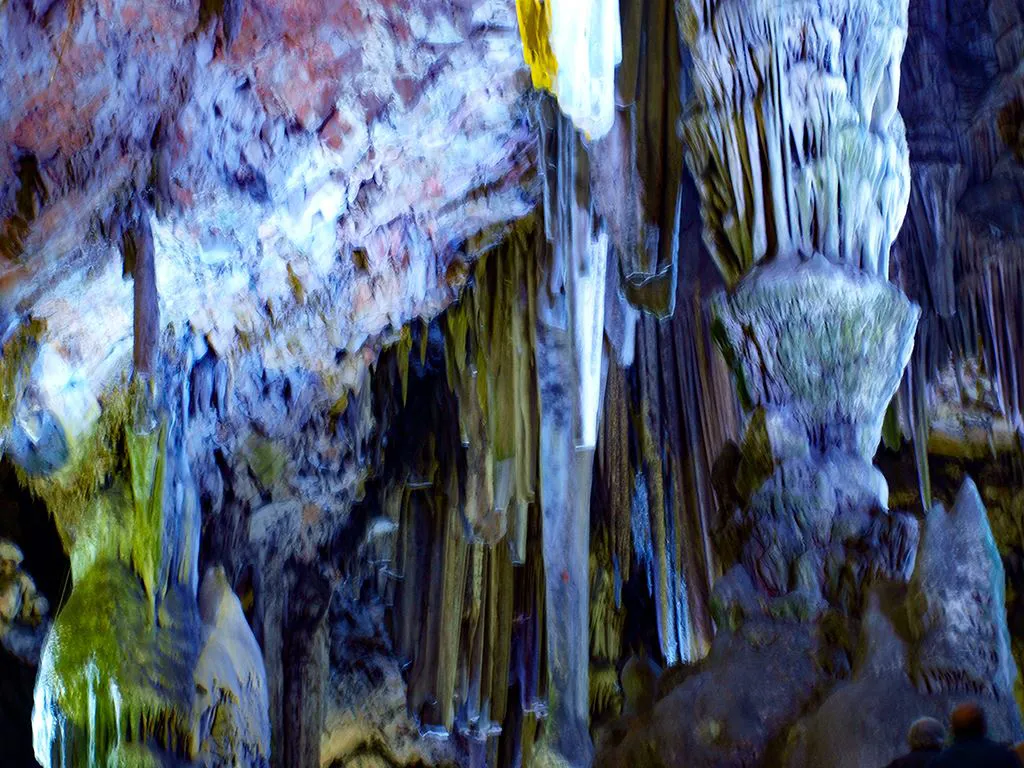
[678,0,920,613]
[128,204,159,380]
[533,106,608,767]
[281,563,331,768]
[535,314,593,766]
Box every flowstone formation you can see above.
[891,0,1024,508]
[28,379,203,767]
[711,257,920,612]
[680,0,911,285]
[27,367,272,768]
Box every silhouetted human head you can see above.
[950,702,988,742]
[907,717,946,751]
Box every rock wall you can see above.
[894,0,1024,505]
[0,0,538,763]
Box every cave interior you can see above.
[2,0,1024,765]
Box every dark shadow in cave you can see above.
[0,457,72,768]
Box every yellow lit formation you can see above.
[515,0,558,92]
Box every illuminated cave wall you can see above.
[1,0,1024,766]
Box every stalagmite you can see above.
[909,479,1020,700]
[0,538,50,665]
[193,566,271,766]
[30,384,201,768]
[282,564,330,768]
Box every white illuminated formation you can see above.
[516,0,621,139]
[574,229,608,449]
[551,0,621,139]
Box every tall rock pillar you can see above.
[679,0,919,616]
[533,105,609,768]
[27,207,270,768]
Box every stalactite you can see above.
[441,225,539,547]
[587,527,624,725]
[514,0,621,139]
[890,161,964,508]
[611,0,686,318]
[902,165,963,320]
[393,437,470,733]
[590,274,740,668]
[902,328,934,511]
[887,1,1024,503]
[630,296,733,663]
[970,249,1024,430]
[529,3,748,667]
[376,237,551,765]
[594,358,632,581]
[124,202,159,379]
[896,196,1024,506]
[381,102,627,760]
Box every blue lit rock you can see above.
[909,478,1020,701]
[784,483,1024,768]
[598,0,927,760]
[1,1,537,762]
